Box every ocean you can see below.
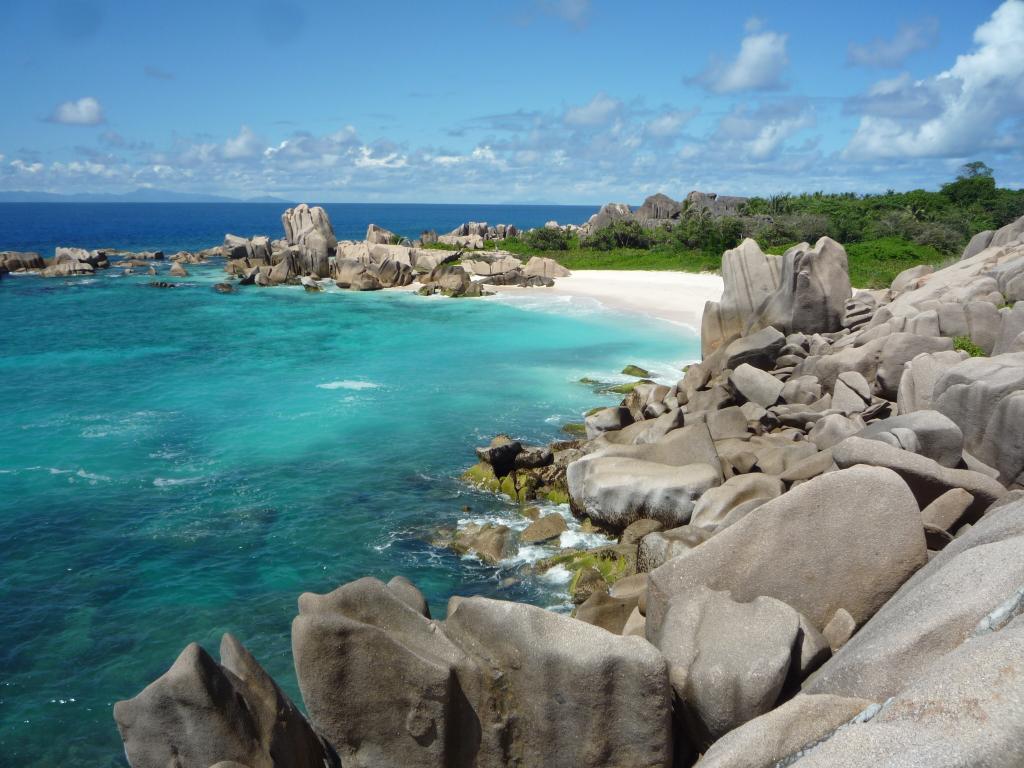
[0,203,700,765]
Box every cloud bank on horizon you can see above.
[1,0,1021,203]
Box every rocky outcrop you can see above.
[646,466,927,634]
[114,635,337,768]
[292,577,672,768]
[701,239,781,357]
[747,237,852,338]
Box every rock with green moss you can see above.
[461,462,540,502]
[622,364,651,377]
[536,544,636,603]
[561,422,587,436]
[607,378,656,395]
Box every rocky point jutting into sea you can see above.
[6,200,1024,767]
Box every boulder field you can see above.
[3,204,571,298]
[111,217,1024,766]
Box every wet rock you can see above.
[520,513,567,544]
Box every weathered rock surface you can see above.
[646,467,927,635]
[748,237,851,337]
[651,587,826,751]
[701,240,781,357]
[292,578,673,768]
[115,635,336,768]
[794,615,1024,767]
[694,693,870,768]
[832,436,1004,519]
[933,352,1024,484]
[803,497,1024,700]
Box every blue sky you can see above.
[1,0,1021,203]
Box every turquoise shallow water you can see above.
[0,262,699,765]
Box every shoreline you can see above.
[486,269,723,331]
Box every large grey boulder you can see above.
[523,255,571,278]
[443,596,672,768]
[461,253,522,276]
[832,436,1005,519]
[694,693,870,768]
[875,333,954,399]
[803,497,1024,701]
[748,237,851,338]
[584,406,634,439]
[793,615,1024,767]
[701,240,781,357]
[730,364,784,407]
[567,456,721,531]
[580,202,634,238]
[690,474,784,529]
[646,467,927,635]
[962,228,995,260]
[991,213,1024,248]
[896,350,967,414]
[293,578,673,768]
[858,410,964,468]
[115,635,336,768]
[723,326,787,371]
[650,587,827,751]
[933,352,1024,485]
[281,204,337,251]
[293,577,468,768]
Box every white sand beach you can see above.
[490,270,724,329]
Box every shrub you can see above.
[585,220,653,250]
[953,336,987,357]
[522,226,570,251]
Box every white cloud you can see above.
[223,126,263,159]
[645,109,697,139]
[564,92,621,126]
[691,20,789,93]
[715,101,815,160]
[49,97,105,126]
[846,0,1024,159]
[847,18,939,68]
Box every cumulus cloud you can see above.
[845,0,1024,159]
[690,19,789,93]
[223,125,263,159]
[714,101,816,160]
[847,18,939,68]
[563,92,621,126]
[48,97,105,125]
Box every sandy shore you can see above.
[489,270,724,330]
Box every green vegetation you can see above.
[621,364,651,377]
[953,335,987,357]
[494,163,1024,288]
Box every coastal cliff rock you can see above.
[292,577,672,768]
[114,635,337,768]
[700,239,781,357]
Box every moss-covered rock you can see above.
[461,462,539,502]
[561,422,587,436]
[606,378,655,395]
[621,364,651,377]
[536,544,635,603]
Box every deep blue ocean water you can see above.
[0,202,599,256]
[0,204,698,766]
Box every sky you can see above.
[0,0,1022,203]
